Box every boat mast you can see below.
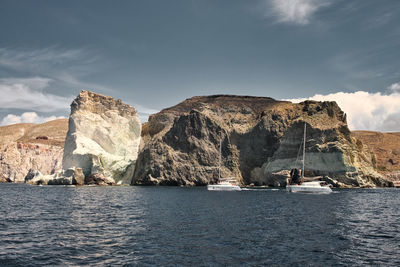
[302,123,306,179]
[218,137,222,182]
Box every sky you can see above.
[0,0,400,131]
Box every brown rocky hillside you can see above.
[0,119,68,147]
[352,131,400,177]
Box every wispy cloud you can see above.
[0,75,157,124]
[0,75,158,124]
[0,46,108,92]
[266,0,332,25]
[0,47,89,72]
[327,40,400,84]
[387,82,400,93]
[0,76,51,89]
[0,77,72,112]
[0,112,65,126]
[364,11,395,30]
[54,72,110,93]
[0,46,112,125]
[286,89,400,132]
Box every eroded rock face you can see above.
[84,173,115,186]
[62,90,141,184]
[0,173,11,183]
[0,119,67,183]
[24,169,55,185]
[351,131,400,181]
[0,143,63,183]
[133,95,388,187]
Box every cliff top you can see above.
[0,118,68,147]
[71,90,138,117]
[156,95,341,118]
[145,94,347,136]
[158,95,286,116]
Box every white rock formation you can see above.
[62,90,141,184]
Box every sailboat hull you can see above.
[287,124,333,194]
[207,138,241,191]
[207,184,242,191]
[286,182,332,193]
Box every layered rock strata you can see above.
[62,90,141,184]
[0,119,68,182]
[133,95,389,187]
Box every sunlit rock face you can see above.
[133,95,389,187]
[351,131,400,181]
[62,90,141,184]
[0,119,68,183]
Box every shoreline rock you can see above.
[62,90,141,185]
[0,119,68,183]
[1,92,398,188]
[133,95,389,188]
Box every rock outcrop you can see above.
[84,173,115,186]
[0,173,11,183]
[0,119,68,182]
[25,167,87,186]
[62,90,141,184]
[72,168,85,185]
[24,169,55,185]
[132,95,389,187]
[352,131,400,179]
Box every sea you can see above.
[0,184,399,266]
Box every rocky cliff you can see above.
[0,119,68,182]
[352,131,400,180]
[62,90,141,184]
[132,95,389,187]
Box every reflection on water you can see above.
[0,184,399,266]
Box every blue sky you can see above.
[1,0,400,131]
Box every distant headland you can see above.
[1,90,399,187]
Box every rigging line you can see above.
[294,131,303,169]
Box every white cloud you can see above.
[0,77,72,112]
[387,82,400,93]
[0,47,106,115]
[1,112,65,126]
[267,0,331,25]
[286,90,400,132]
[0,46,110,94]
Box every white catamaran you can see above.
[207,138,241,191]
[286,123,332,193]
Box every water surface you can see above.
[0,184,399,266]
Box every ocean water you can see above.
[0,184,399,266]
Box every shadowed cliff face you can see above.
[134,111,226,185]
[133,95,389,187]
